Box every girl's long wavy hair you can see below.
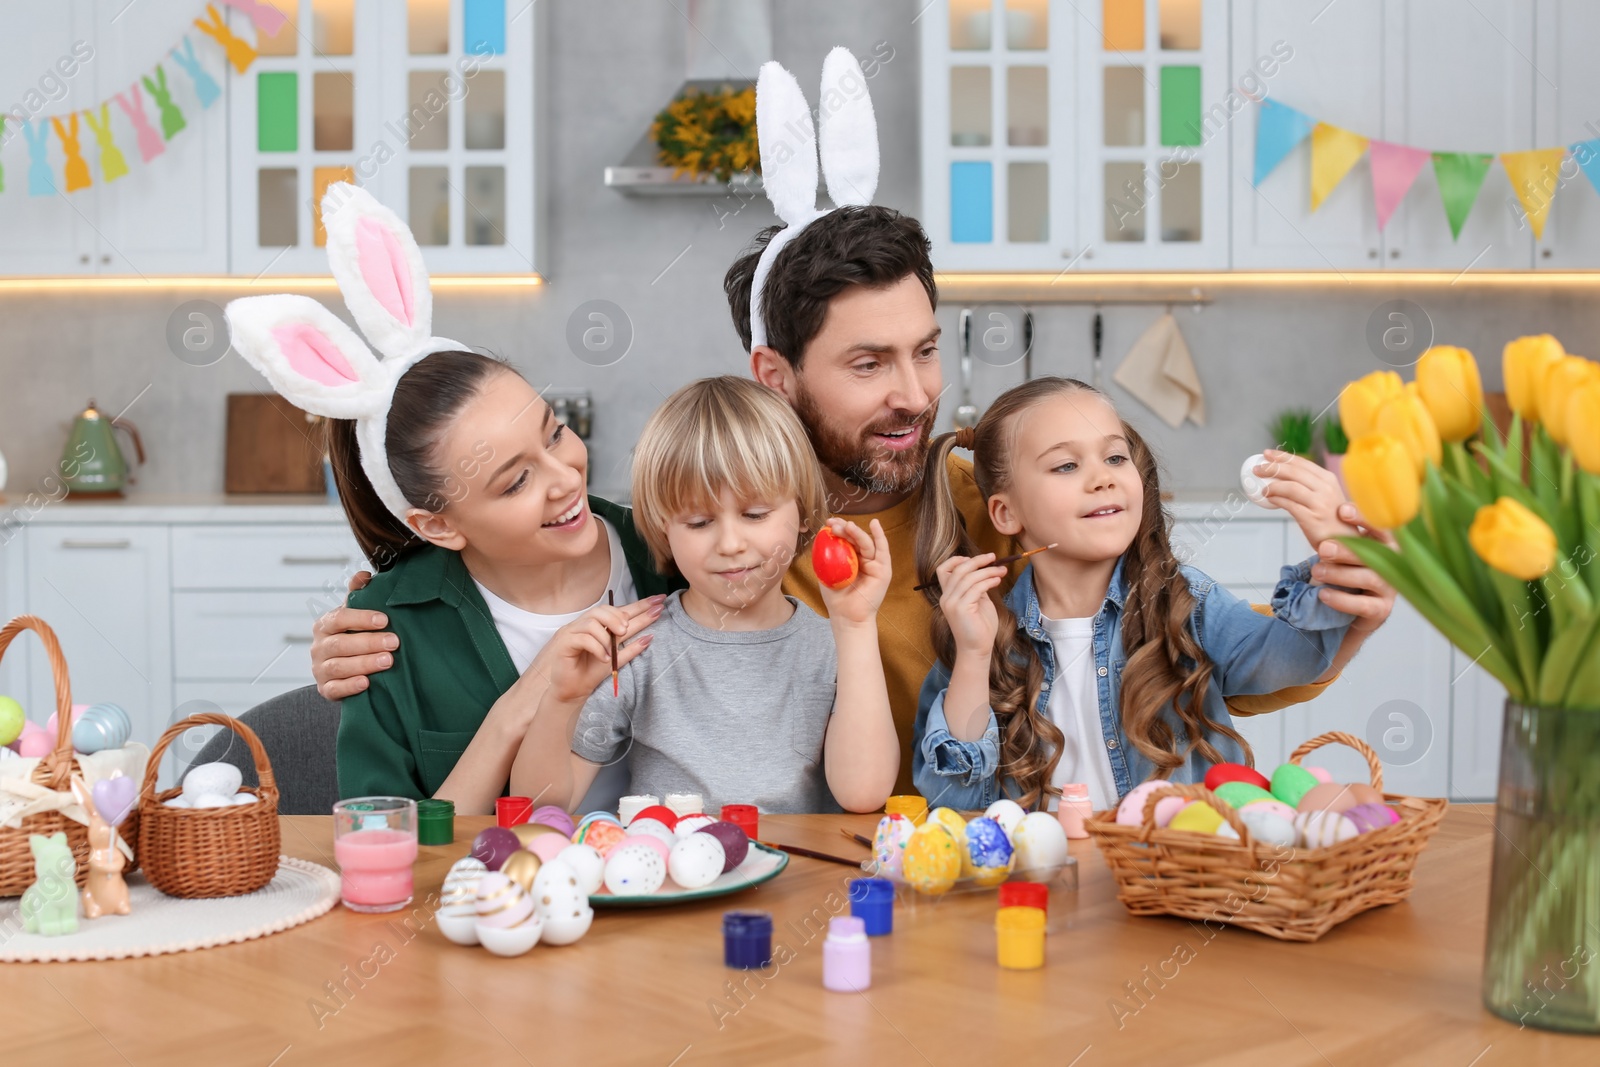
[913,377,1249,808]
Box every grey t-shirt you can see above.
[570,591,841,814]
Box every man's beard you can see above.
[793,382,938,503]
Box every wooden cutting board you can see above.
[225,394,326,494]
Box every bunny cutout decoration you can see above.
[225,183,463,524]
[747,47,880,351]
[71,775,130,919]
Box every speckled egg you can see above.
[927,806,968,850]
[983,798,1027,839]
[534,864,595,946]
[474,872,536,929]
[574,819,628,858]
[1012,811,1069,873]
[619,832,672,865]
[667,832,726,889]
[675,814,716,837]
[962,816,1015,887]
[695,821,749,872]
[901,822,961,895]
[627,818,678,848]
[872,813,915,879]
[555,844,605,896]
[603,841,667,895]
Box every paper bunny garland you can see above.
[224,183,464,524]
[747,47,880,351]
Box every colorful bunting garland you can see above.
[1255,100,1600,241]
[5,4,257,197]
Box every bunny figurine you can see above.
[20,832,80,936]
[71,775,130,918]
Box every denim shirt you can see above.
[911,556,1353,811]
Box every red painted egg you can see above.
[628,804,679,829]
[1204,762,1270,791]
[812,527,860,589]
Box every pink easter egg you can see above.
[620,833,671,865]
[44,705,88,737]
[17,723,53,759]
[1153,796,1191,828]
[1305,765,1333,784]
[528,833,570,863]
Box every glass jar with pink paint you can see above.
[333,797,419,913]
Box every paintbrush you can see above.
[841,829,873,849]
[912,543,1057,592]
[760,841,867,869]
[608,589,619,697]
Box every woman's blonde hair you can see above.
[632,376,829,572]
[913,376,1249,807]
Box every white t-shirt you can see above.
[472,517,635,813]
[1040,613,1119,812]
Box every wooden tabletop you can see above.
[3,807,1595,1066]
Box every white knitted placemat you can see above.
[0,857,341,962]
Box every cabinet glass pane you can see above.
[410,166,450,245]
[1160,160,1201,241]
[1103,66,1143,146]
[1104,162,1145,242]
[1004,0,1048,50]
[1159,65,1201,146]
[257,0,299,56]
[258,168,298,246]
[1159,0,1202,50]
[464,70,505,150]
[312,0,354,55]
[464,165,506,245]
[407,71,450,150]
[951,161,993,242]
[257,72,297,152]
[312,166,354,246]
[1008,162,1048,242]
[314,72,354,150]
[950,0,993,50]
[1102,0,1144,51]
[1006,67,1047,146]
[464,0,507,55]
[409,0,450,54]
[951,67,992,146]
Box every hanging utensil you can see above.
[955,307,978,429]
[1091,308,1104,389]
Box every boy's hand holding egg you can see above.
[813,518,891,627]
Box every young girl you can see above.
[912,377,1358,812]
[225,184,673,814]
[512,376,901,814]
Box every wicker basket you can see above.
[137,712,280,898]
[0,615,140,896]
[1085,731,1449,942]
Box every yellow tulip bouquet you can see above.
[1336,336,1600,1030]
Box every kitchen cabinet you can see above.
[0,0,229,275]
[1534,0,1600,269]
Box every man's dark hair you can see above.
[723,205,937,366]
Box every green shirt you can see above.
[335,496,681,800]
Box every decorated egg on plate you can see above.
[604,842,667,895]
[1013,811,1069,874]
[574,819,627,858]
[470,826,523,871]
[901,822,960,894]
[675,814,716,837]
[696,821,749,872]
[438,857,487,945]
[619,833,672,865]
[532,859,595,945]
[872,813,915,879]
[499,850,542,892]
[962,816,1014,887]
[983,798,1027,838]
[528,833,571,863]
[1294,810,1359,849]
[474,872,536,930]
[667,832,726,889]
[629,804,679,829]
[555,844,605,896]
[627,818,677,848]
[926,807,967,849]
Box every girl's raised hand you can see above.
[936,552,1007,657]
[533,594,665,705]
[817,518,891,627]
[1258,449,1362,550]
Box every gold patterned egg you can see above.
[500,850,543,892]
[901,822,961,895]
[440,856,487,916]
[511,823,566,849]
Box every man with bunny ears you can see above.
[309,48,1401,799]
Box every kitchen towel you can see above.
[1113,312,1206,429]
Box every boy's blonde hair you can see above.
[632,376,829,572]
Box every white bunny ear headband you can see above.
[748,46,881,351]
[224,183,465,524]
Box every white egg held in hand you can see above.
[603,842,666,895]
[667,832,726,889]
[182,762,243,800]
[555,844,604,896]
[1240,453,1278,509]
[1013,811,1069,872]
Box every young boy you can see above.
[510,377,900,814]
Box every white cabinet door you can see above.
[24,525,172,749]
[1449,653,1505,800]
[173,591,322,684]
[0,1,101,275]
[1533,0,1600,269]
[1230,0,1387,270]
[87,0,229,274]
[1381,0,1535,271]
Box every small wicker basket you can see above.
[0,615,139,897]
[1085,730,1448,942]
[137,712,281,898]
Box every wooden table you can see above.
[4,807,1596,1066]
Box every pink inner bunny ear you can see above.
[271,322,361,386]
[355,217,415,327]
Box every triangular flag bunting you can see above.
[1369,141,1431,232]
[1501,148,1568,240]
[1433,152,1494,240]
[1573,138,1600,198]
[1310,123,1369,211]
[1254,99,1314,185]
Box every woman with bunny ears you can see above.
[225,184,677,814]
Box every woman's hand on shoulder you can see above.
[311,570,399,701]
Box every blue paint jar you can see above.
[722,910,773,969]
[848,877,894,936]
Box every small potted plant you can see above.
[1268,408,1314,457]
